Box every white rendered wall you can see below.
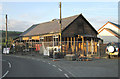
[98,29,119,44]
[98,23,120,34]
[98,29,114,36]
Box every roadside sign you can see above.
[13,44,15,48]
[3,48,10,54]
[44,47,49,56]
[97,43,99,46]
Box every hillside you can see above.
[0,30,22,42]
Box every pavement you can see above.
[2,53,119,78]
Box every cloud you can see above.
[1,16,117,32]
[1,19,33,32]
[0,4,2,12]
[87,16,118,31]
[0,0,118,2]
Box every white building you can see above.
[97,21,120,44]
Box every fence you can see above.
[12,40,105,58]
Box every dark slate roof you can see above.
[109,21,120,29]
[20,14,80,36]
[20,24,39,36]
[105,28,120,39]
[20,14,97,36]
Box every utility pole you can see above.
[6,14,8,48]
[59,2,62,53]
[5,14,8,54]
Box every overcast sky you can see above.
[0,2,118,32]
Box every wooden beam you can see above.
[67,37,69,48]
[71,37,74,53]
[62,38,64,53]
[63,37,66,53]
[74,37,77,60]
[71,37,72,48]
[88,41,90,53]
[22,37,29,40]
[67,37,69,53]
[81,36,84,56]
[86,40,88,57]
[74,37,75,52]
[79,43,80,50]
[57,36,59,51]
[31,36,40,40]
[42,33,59,37]
[76,37,78,52]
[91,38,94,55]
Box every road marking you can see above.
[64,74,69,78]
[36,59,39,61]
[48,63,51,64]
[36,59,40,61]
[1,70,9,78]
[58,68,62,71]
[52,65,56,67]
[8,62,11,68]
[32,58,35,60]
[58,65,75,77]
[0,60,12,79]
[43,61,45,62]
[15,56,19,57]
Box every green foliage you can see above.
[1,30,23,46]
[1,30,22,39]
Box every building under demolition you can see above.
[14,14,101,57]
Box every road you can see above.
[1,55,119,79]
[2,55,72,78]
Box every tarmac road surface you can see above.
[2,55,72,79]
[1,55,119,79]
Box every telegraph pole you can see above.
[59,2,62,52]
[5,14,8,53]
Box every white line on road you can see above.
[0,60,12,79]
[8,62,11,68]
[43,61,45,62]
[58,68,62,71]
[52,65,56,67]
[32,58,35,60]
[57,65,75,77]
[48,63,51,64]
[15,56,19,57]
[64,74,69,78]
[1,70,9,79]
[36,59,39,61]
